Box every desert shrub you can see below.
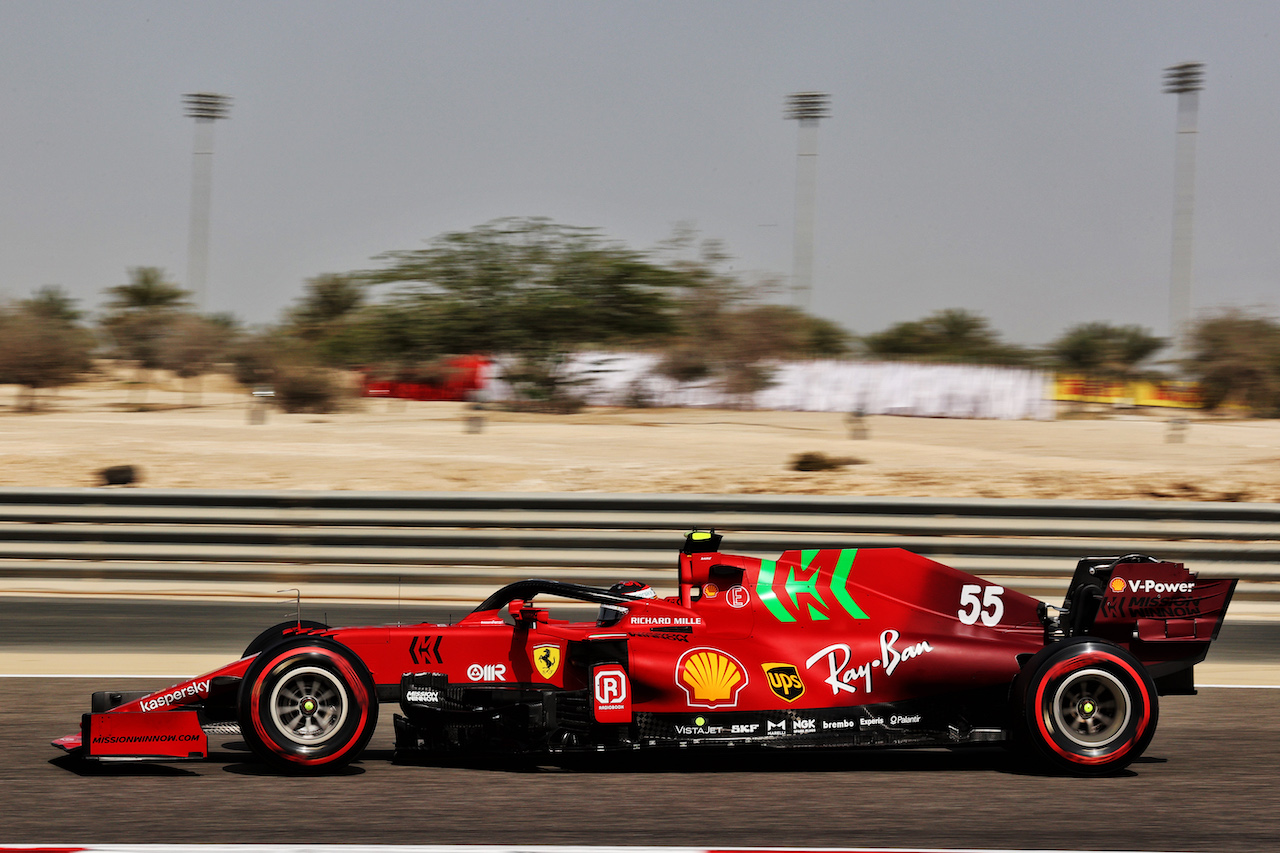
[722,362,776,397]
[228,332,280,389]
[274,367,348,413]
[0,295,95,411]
[622,378,655,408]
[656,345,713,383]
[790,451,862,471]
[498,357,588,413]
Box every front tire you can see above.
[237,636,378,774]
[241,619,329,659]
[1015,638,1158,776]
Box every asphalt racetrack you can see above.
[3,598,1279,851]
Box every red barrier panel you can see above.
[363,355,489,402]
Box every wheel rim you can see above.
[1050,667,1131,748]
[268,665,350,746]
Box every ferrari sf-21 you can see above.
[53,531,1236,775]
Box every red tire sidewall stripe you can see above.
[1033,649,1151,766]
[250,645,371,766]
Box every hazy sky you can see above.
[3,1,1278,345]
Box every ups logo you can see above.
[762,663,805,703]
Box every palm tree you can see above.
[100,268,194,405]
[1049,323,1166,380]
[104,267,190,313]
[1048,323,1167,412]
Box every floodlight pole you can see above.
[1163,63,1203,368]
[786,92,830,310]
[184,92,231,313]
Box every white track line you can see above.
[0,846,1208,853]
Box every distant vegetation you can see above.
[1,217,1278,416]
[863,308,1033,365]
[0,286,94,411]
[1187,310,1280,416]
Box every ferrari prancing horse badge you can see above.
[534,644,561,679]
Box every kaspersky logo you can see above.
[755,549,869,623]
[676,648,748,708]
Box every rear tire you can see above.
[1015,638,1158,776]
[237,636,377,774]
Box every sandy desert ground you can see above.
[2,372,1280,501]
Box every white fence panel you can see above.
[486,354,1054,420]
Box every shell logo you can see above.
[1109,577,1126,593]
[676,648,748,708]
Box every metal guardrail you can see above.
[0,489,1277,603]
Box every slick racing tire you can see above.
[238,636,378,774]
[1015,638,1158,776]
[241,619,329,659]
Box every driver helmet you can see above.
[598,580,656,625]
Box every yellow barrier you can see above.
[1053,375,1201,408]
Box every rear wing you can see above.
[1052,554,1236,694]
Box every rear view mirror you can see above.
[507,599,548,626]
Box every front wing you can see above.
[52,657,252,762]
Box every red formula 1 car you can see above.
[53,531,1236,775]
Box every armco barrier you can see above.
[0,488,1276,604]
